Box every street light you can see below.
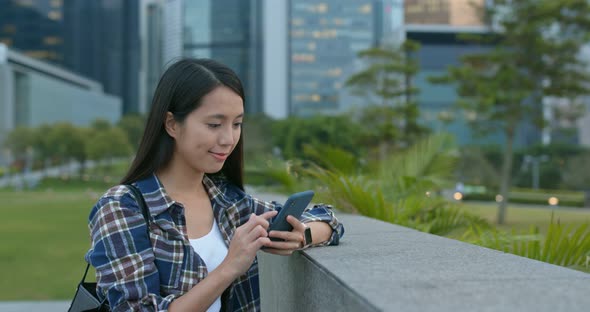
[521,155,549,190]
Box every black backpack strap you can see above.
[79,263,92,284]
[125,184,152,231]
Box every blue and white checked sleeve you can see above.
[248,196,344,246]
[85,186,177,312]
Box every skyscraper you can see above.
[0,0,142,115]
[404,0,485,26]
[288,0,387,116]
[182,0,263,114]
[0,0,65,65]
[63,0,141,115]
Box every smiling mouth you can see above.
[209,152,229,161]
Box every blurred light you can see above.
[359,4,372,14]
[425,191,431,197]
[453,192,463,201]
[495,194,504,203]
[548,197,559,206]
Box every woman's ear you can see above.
[164,112,177,138]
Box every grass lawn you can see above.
[0,189,102,300]
[457,201,590,234]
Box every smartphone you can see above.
[268,190,314,241]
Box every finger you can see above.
[240,211,277,232]
[259,210,278,221]
[266,240,301,250]
[246,224,268,243]
[254,236,272,250]
[268,230,303,243]
[250,210,278,231]
[238,214,259,232]
[286,215,306,232]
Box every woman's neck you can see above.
[156,159,206,197]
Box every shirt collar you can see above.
[134,173,177,217]
[133,173,232,217]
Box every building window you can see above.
[311,29,337,39]
[14,71,30,126]
[292,18,304,26]
[2,24,17,34]
[333,18,345,26]
[291,29,305,38]
[326,68,342,77]
[15,0,34,7]
[358,4,372,14]
[292,53,316,63]
[24,50,54,59]
[43,36,62,46]
[48,11,62,21]
[312,3,328,13]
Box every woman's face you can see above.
[166,86,243,174]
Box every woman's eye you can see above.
[207,124,221,128]
[233,122,243,128]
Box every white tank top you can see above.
[189,221,229,312]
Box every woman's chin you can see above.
[204,166,224,174]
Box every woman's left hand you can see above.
[263,215,306,255]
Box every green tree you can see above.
[243,114,276,162]
[457,147,500,188]
[271,115,364,161]
[45,123,87,175]
[431,0,590,224]
[562,152,590,207]
[117,114,145,151]
[4,126,36,158]
[346,40,427,152]
[85,127,132,173]
[90,118,111,131]
[3,126,36,171]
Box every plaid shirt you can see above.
[85,173,344,311]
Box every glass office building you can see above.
[63,0,141,114]
[0,0,142,115]
[288,0,385,116]
[0,43,121,160]
[0,0,65,64]
[183,0,263,114]
[407,29,507,146]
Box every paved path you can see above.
[0,301,70,312]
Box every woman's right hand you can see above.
[221,210,277,279]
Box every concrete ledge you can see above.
[258,214,590,312]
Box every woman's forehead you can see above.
[195,86,244,117]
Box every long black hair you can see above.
[121,58,245,190]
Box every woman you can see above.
[86,58,344,311]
